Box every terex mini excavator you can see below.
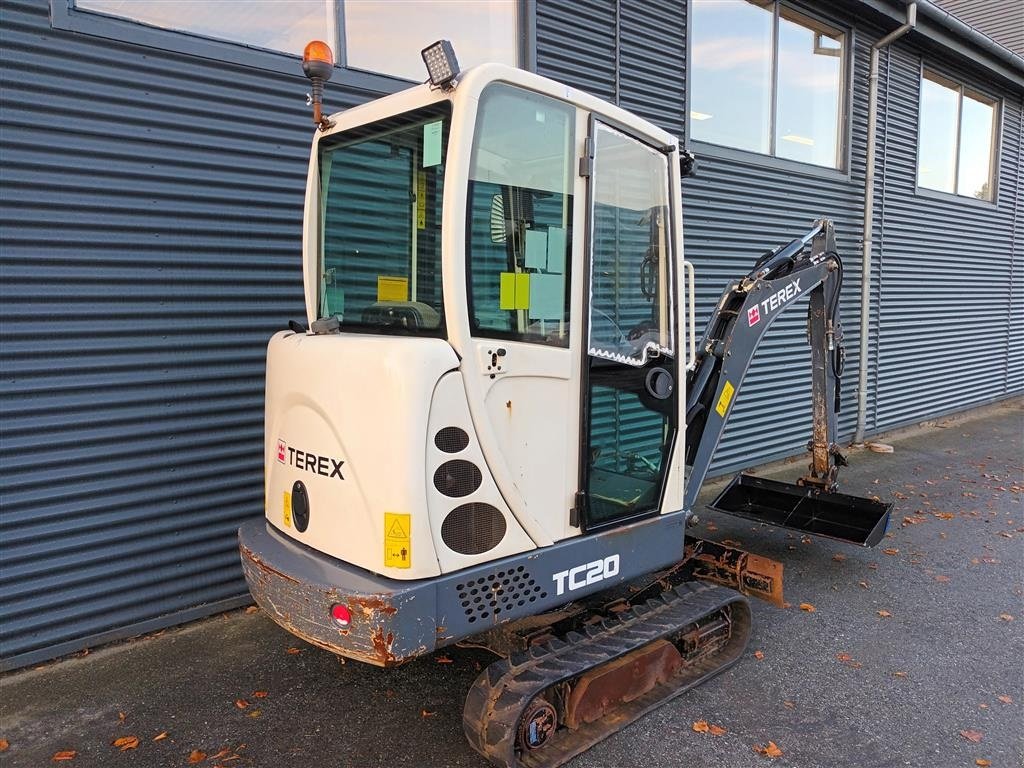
[239,41,893,767]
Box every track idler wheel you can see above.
[517,698,557,752]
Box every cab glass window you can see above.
[318,103,450,335]
[466,84,575,347]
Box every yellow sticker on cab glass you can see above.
[377,276,409,302]
[283,492,292,528]
[384,512,411,568]
[416,171,426,230]
[715,380,735,417]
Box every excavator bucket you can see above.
[709,474,892,547]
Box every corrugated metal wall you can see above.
[874,44,1024,428]
[0,0,390,669]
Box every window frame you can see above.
[51,0,534,91]
[915,65,1001,206]
[685,0,853,178]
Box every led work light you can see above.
[421,40,460,90]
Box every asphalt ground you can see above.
[2,401,1021,768]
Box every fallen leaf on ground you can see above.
[975,760,991,767]
[118,712,126,723]
[859,581,870,589]
[435,655,454,664]
[754,741,783,758]
[883,548,899,555]
[781,602,792,609]
[153,732,168,742]
[999,613,1014,622]
[285,647,302,655]
[960,729,983,743]
[234,699,249,710]
[979,703,989,709]
[252,691,268,699]
[709,724,726,736]
[188,750,206,764]
[783,701,795,709]
[754,650,765,660]
[692,720,710,733]
[877,610,892,617]
[53,752,77,762]
[997,695,1012,704]
[112,736,139,751]
[209,748,232,761]
[832,554,846,562]
[934,512,955,520]
[893,671,908,678]
[836,653,853,662]
[799,603,816,613]
[0,739,8,751]
[421,709,436,718]
[245,606,259,614]
[248,710,262,718]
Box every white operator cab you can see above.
[266,64,688,578]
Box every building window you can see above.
[76,0,338,56]
[690,0,846,169]
[343,1,517,81]
[74,0,517,79]
[917,71,997,201]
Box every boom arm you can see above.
[683,219,846,510]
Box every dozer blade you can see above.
[709,473,892,547]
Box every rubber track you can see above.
[463,582,751,768]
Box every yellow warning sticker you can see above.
[384,512,411,569]
[283,492,292,528]
[377,275,409,302]
[715,380,735,417]
[416,171,426,230]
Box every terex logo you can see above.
[758,278,802,318]
[552,555,620,596]
[279,438,345,481]
[747,305,761,326]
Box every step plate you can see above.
[709,473,892,547]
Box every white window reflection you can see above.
[75,0,518,80]
[344,1,516,81]
[957,92,996,200]
[775,9,843,167]
[77,0,337,55]
[690,0,846,169]
[690,0,773,154]
[917,71,997,201]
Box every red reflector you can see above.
[330,603,351,627]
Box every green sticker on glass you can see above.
[423,121,442,168]
[499,272,530,310]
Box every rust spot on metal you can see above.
[371,627,396,665]
[564,639,682,729]
[352,595,398,616]
[685,538,784,607]
[240,543,300,585]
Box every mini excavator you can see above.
[238,41,893,768]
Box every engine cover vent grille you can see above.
[433,460,482,497]
[441,502,507,555]
[434,426,469,453]
[455,564,548,623]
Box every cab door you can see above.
[578,119,679,531]
[462,83,585,545]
